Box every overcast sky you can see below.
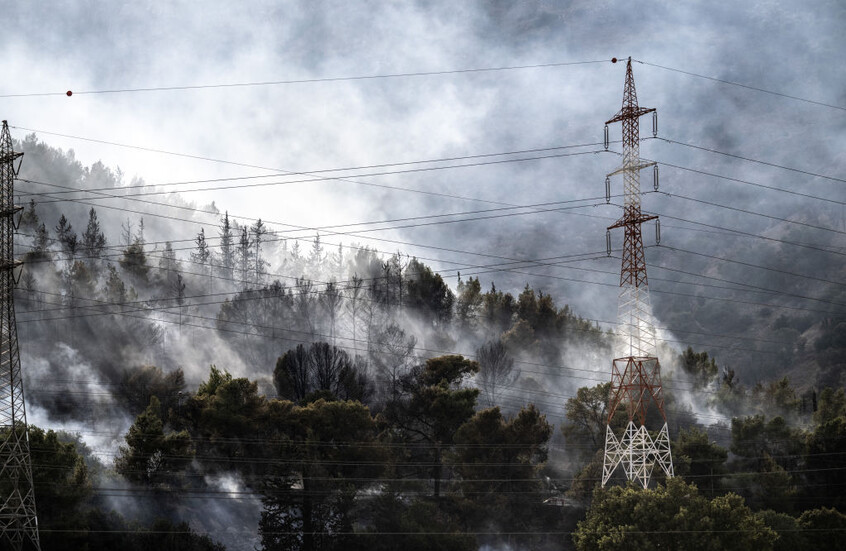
[3,0,844,368]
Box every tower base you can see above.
[602,421,673,488]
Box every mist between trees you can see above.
[7,136,846,550]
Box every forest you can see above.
[6,134,846,550]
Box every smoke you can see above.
[3,2,843,548]
[23,344,133,449]
[195,472,262,551]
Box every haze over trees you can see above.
[7,137,846,549]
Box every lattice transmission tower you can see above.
[601,58,673,488]
[0,121,41,550]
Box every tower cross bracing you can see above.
[0,120,41,551]
[601,58,673,489]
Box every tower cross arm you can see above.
[607,160,656,178]
[608,212,658,230]
[0,152,23,165]
[606,106,655,125]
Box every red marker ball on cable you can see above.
[66,91,73,96]
[611,58,618,63]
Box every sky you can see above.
[2,0,845,372]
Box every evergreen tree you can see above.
[236,226,252,289]
[456,276,483,329]
[260,399,385,551]
[120,238,150,284]
[308,233,324,277]
[191,227,212,292]
[452,405,553,546]
[218,211,234,280]
[573,478,777,550]
[158,241,180,287]
[55,214,77,258]
[405,258,454,328]
[30,222,51,260]
[251,218,269,285]
[103,264,128,306]
[81,207,107,260]
[680,346,719,386]
[20,198,39,230]
[334,242,344,275]
[382,355,479,498]
[136,217,146,245]
[172,273,186,326]
[114,396,192,485]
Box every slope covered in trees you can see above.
[7,137,845,549]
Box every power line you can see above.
[17,139,615,199]
[662,245,846,290]
[19,148,609,205]
[661,191,845,236]
[17,207,842,320]
[657,210,846,257]
[19,177,612,245]
[1,59,608,98]
[645,155,846,206]
[16,138,846,277]
[634,59,846,112]
[658,137,846,184]
[19,167,846,294]
[17,222,844,329]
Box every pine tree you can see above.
[55,214,77,258]
[172,273,186,327]
[103,264,128,306]
[159,241,180,287]
[237,225,252,289]
[334,242,344,276]
[136,217,146,245]
[82,207,107,260]
[120,238,150,284]
[114,396,192,484]
[192,228,212,292]
[191,228,210,265]
[32,222,50,257]
[251,218,269,286]
[308,233,324,277]
[218,211,234,281]
[20,198,39,230]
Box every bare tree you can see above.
[319,280,344,347]
[476,339,518,407]
[346,275,365,355]
[274,342,370,403]
[372,323,417,401]
[295,277,317,340]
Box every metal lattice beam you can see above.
[0,120,40,551]
[601,59,673,488]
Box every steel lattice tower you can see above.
[0,121,41,550]
[601,59,673,488]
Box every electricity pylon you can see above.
[601,58,673,489]
[0,121,41,550]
